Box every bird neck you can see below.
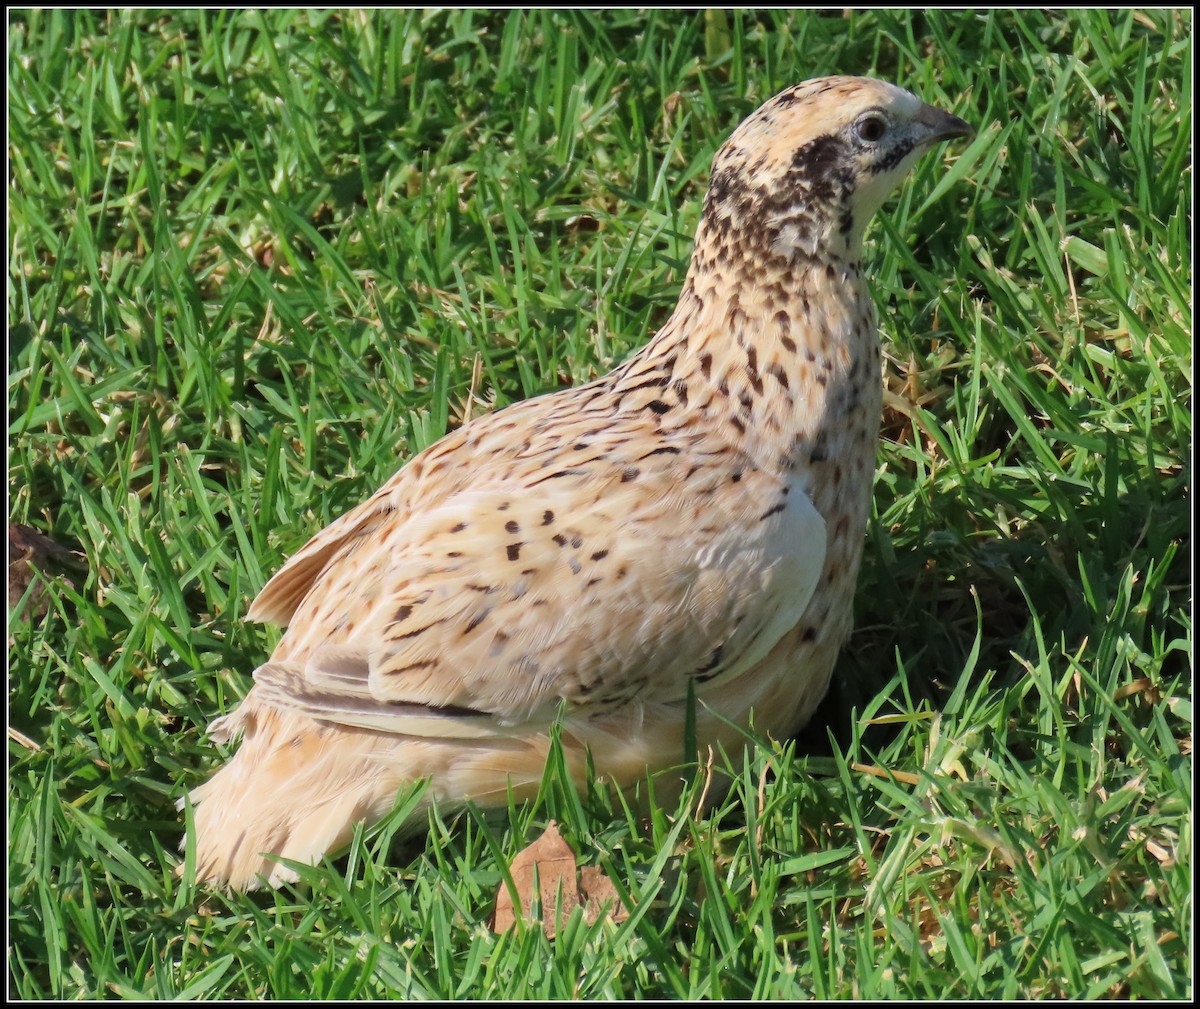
[699,151,863,269]
[615,222,882,481]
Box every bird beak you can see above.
[914,103,975,145]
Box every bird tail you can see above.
[179,702,417,890]
[179,698,704,890]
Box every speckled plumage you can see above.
[183,77,972,889]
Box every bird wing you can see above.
[248,459,827,740]
[246,480,410,627]
[246,394,561,628]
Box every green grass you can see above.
[7,8,1191,999]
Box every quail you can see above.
[183,76,972,889]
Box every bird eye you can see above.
[854,113,888,143]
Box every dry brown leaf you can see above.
[8,523,81,618]
[492,821,577,937]
[1143,837,1174,866]
[1113,678,1161,704]
[578,865,629,927]
[852,762,922,786]
[491,821,629,937]
[7,726,42,752]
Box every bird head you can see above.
[701,77,973,263]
